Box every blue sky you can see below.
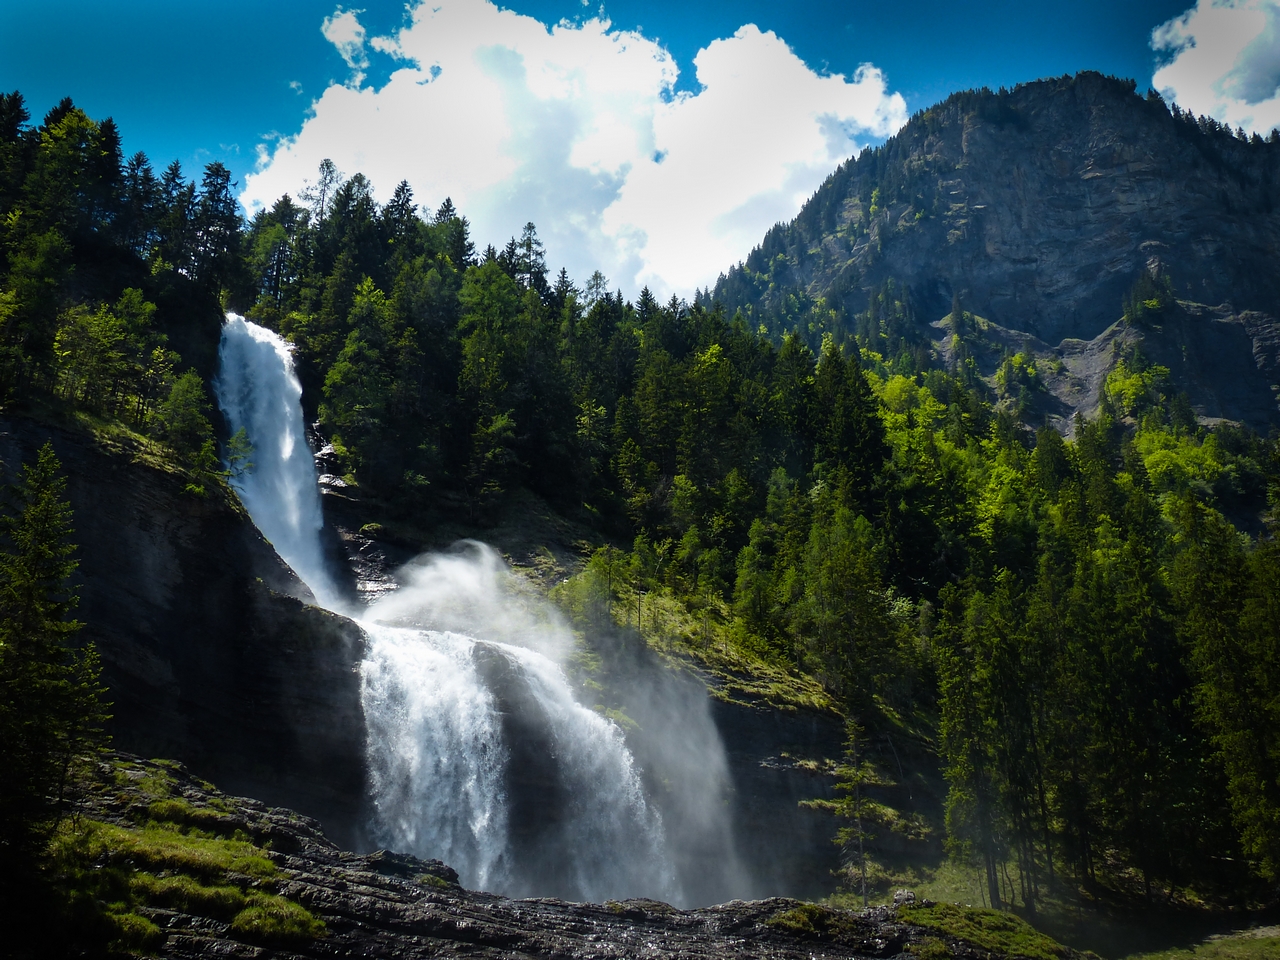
[1,0,1274,295]
[1,0,1190,183]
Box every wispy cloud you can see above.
[243,0,908,298]
[322,7,370,83]
[1153,0,1280,135]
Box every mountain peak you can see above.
[713,71,1280,430]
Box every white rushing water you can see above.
[359,546,675,899]
[213,314,342,609]
[214,314,678,903]
[359,623,510,890]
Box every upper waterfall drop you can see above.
[213,314,342,610]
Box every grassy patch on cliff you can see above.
[43,779,325,956]
[897,902,1083,960]
[553,569,837,715]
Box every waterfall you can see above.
[213,314,342,609]
[359,545,675,900]
[360,624,510,890]
[213,314,680,903]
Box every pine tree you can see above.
[823,719,892,906]
[0,443,108,872]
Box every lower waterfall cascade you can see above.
[213,313,688,903]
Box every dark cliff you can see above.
[0,416,369,848]
[713,71,1280,429]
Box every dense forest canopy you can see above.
[1,82,1279,917]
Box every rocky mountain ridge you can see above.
[713,71,1280,431]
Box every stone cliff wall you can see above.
[0,416,369,848]
[710,697,846,899]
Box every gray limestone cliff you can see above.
[714,71,1280,430]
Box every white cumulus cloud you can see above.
[242,0,908,298]
[1153,0,1280,136]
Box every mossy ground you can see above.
[768,901,861,938]
[897,902,1084,960]
[1127,931,1280,960]
[828,857,1278,960]
[31,756,325,957]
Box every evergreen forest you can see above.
[2,88,1279,930]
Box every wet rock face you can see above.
[469,642,574,882]
[0,417,370,849]
[711,698,847,900]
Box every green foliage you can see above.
[1129,934,1280,960]
[802,719,896,905]
[768,902,855,938]
[907,937,951,960]
[224,426,253,477]
[152,369,216,463]
[45,812,325,955]
[994,351,1040,414]
[229,893,328,945]
[1104,355,1170,418]
[0,94,242,482]
[1171,505,1280,879]
[130,872,247,919]
[418,873,456,890]
[81,819,277,881]
[1122,271,1175,326]
[897,903,1076,960]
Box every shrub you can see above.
[229,892,326,945]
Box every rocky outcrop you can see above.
[715,72,1280,430]
[74,754,1070,960]
[932,300,1280,431]
[0,416,369,848]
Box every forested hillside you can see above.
[1,75,1279,925]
